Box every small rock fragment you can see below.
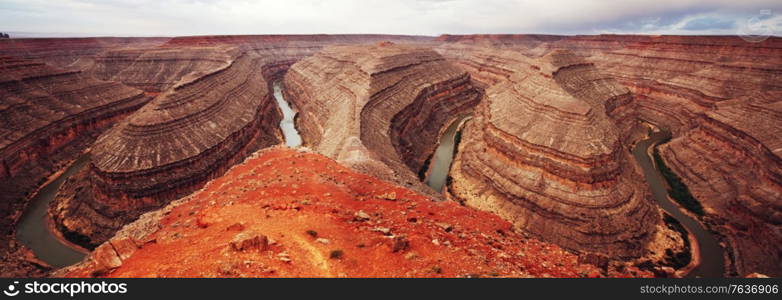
[230,232,269,252]
[354,210,371,221]
[392,236,410,253]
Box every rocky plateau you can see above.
[0,34,779,278]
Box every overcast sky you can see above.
[1,0,780,37]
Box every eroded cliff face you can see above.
[2,34,778,278]
[436,34,782,276]
[555,36,782,276]
[48,35,440,251]
[553,35,782,136]
[658,93,782,277]
[0,55,150,276]
[49,50,286,248]
[89,46,236,93]
[0,37,169,68]
[447,50,659,259]
[54,148,649,278]
[282,43,481,194]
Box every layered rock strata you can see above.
[658,92,782,276]
[553,35,782,136]
[50,51,285,247]
[49,36,433,248]
[437,35,782,275]
[0,37,169,68]
[90,46,235,92]
[447,50,658,258]
[0,56,149,276]
[282,43,481,193]
[554,36,782,276]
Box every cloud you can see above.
[0,0,780,36]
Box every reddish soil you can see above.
[64,148,649,278]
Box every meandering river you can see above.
[16,155,88,268]
[631,126,725,278]
[425,116,469,192]
[15,81,303,269]
[273,81,302,147]
[15,86,724,277]
[424,118,725,277]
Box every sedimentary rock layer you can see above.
[282,43,481,192]
[435,43,538,88]
[553,35,782,136]
[0,37,169,68]
[0,56,149,275]
[658,92,782,277]
[50,50,285,247]
[552,36,782,276]
[448,50,658,258]
[437,35,782,275]
[49,36,434,248]
[55,148,649,278]
[0,57,148,178]
[90,47,235,92]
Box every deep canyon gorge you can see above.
[0,34,779,278]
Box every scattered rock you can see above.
[354,210,371,221]
[90,243,123,276]
[372,227,392,236]
[377,192,397,201]
[230,233,269,252]
[392,236,410,253]
[277,252,291,263]
[435,222,453,232]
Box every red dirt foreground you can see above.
[59,148,649,278]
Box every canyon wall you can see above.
[49,50,285,248]
[553,35,782,136]
[0,55,150,276]
[436,34,782,276]
[658,93,782,277]
[447,49,659,259]
[89,46,235,93]
[557,36,782,276]
[49,35,439,250]
[0,38,169,68]
[282,43,481,194]
[1,34,778,278]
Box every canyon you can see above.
[0,53,151,276]
[0,34,779,278]
[282,42,481,196]
[444,48,664,260]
